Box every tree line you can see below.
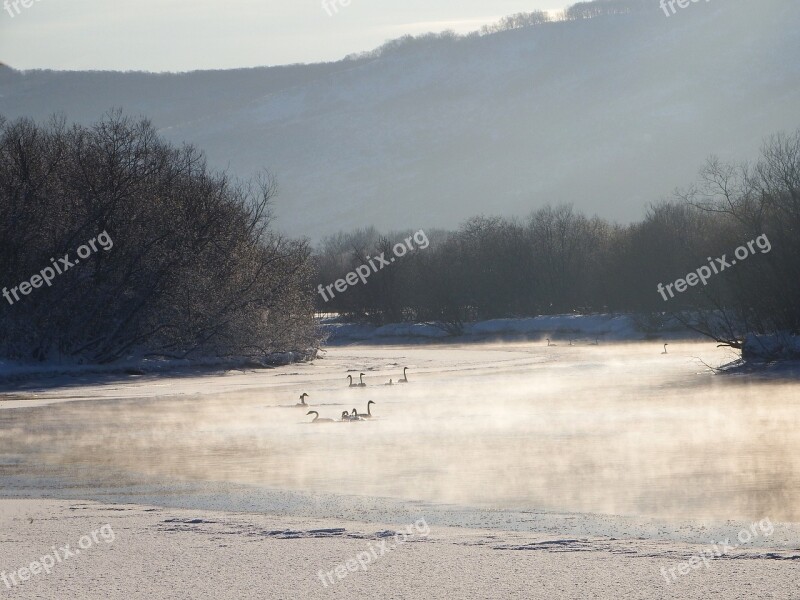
[314,130,800,346]
[0,112,318,364]
[345,0,653,63]
[3,112,794,363]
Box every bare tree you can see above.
[0,112,319,364]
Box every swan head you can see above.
[300,393,308,400]
[351,408,358,415]
[307,411,318,417]
[368,401,375,406]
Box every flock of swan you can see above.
[302,367,410,424]
[297,339,666,424]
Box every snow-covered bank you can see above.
[322,314,695,345]
[743,333,800,361]
[0,350,316,387]
[0,499,798,600]
[713,334,800,377]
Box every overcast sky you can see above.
[0,0,571,72]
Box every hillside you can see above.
[1,0,798,239]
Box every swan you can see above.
[397,367,409,383]
[349,408,366,421]
[358,372,367,387]
[546,338,557,347]
[341,410,354,422]
[307,411,334,423]
[296,393,309,407]
[347,375,358,388]
[356,401,376,418]
[385,379,394,386]
[662,343,669,354]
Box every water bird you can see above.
[307,411,334,423]
[385,379,394,386]
[358,372,367,387]
[349,409,366,421]
[546,338,556,347]
[397,367,409,383]
[662,343,669,354]
[347,375,358,388]
[356,401,376,418]
[297,393,309,406]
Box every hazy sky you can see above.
[0,0,571,72]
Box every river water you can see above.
[1,341,798,522]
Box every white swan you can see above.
[347,375,358,388]
[546,338,557,347]
[307,411,334,423]
[296,393,309,406]
[662,343,669,355]
[356,401,376,418]
[358,372,367,387]
[397,367,409,383]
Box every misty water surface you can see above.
[1,341,799,521]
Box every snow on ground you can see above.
[322,313,682,344]
[0,352,311,387]
[743,333,800,361]
[0,499,798,600]
[0,313,685,385]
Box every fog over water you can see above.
[2,341,799,522]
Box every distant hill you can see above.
[1,0,798,239]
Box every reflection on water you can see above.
[1,342,799,521]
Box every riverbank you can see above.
[0,498,798,599]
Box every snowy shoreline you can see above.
[322,313,697,345]
[1,498,799,599]
[0,314,682,386]
[0,350,316,388]
[4,313,800,386]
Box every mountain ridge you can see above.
[1,0,798,240]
